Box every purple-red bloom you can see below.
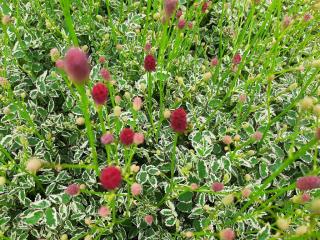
[170,108,187,133]
[178,18,186,29]
[144,215,154,225]
[100,133,114,145]
[232,53,242,65]
[202,1,209,13]
[212,182,224,192]
[164,0,178,18]
[92,83,108,105]
[211,57,219,66]
[64,47,90,84]
[100,166,122,190]
[100,68,111,81]
[144,54,156,72]
[55,59,64,69]
[65,184,80,196]
[296,176,320,191]
[120,128,135,145]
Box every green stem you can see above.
[76,85,98,174]
[60,0,79,46]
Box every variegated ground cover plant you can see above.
[0,0,320,239]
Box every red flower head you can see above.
[233,53,242,65]
[65,184,80,196]
[99,56,106,63]
[100,166,122,190]
[211,57,219,66]
[296,176,320,191]
[212,182,224,192]
[202,1,209,13]
[176,9,182,19]
[144,54,156,72]
[92,83,108,105]
[164,0,178,18]
[120,128,135,145]
[178,18,186,29]
[100,68,111,81]
[170,108,187,133]
[64,47,90,84]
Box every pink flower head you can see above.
[202,1,209,13]
[133,133,144,145]
[252,131,263,141]
[144,42,152,52]
[100,68,111,81]
[190,183,198,191]
[242,188,251,198]
[212,182,224,192]
[65,184,80,196]
[232,53,242,65]
[222,135,232,145]
[144,215,154,225]
[100,133,114,145]
[100,166,122,190]
[239,94,246,103]
[98,206,110,217]
[296,176,320,191]
[170,108,187,133]
[303,13,312,22]
[164,0,178,18]
[178,18,186,29]
[283,15,292,28]
[120,128,135,145]
[131,183,143,196]
[99,56,106,63]
[301,192,311,202]
[64,47,90,84]
[176,9,182,19]
[144,54,156,72]
[133,96,143,111]
[91,83,108,105]
[219,228,235,240]
[211,57,219,66]
[55,59,65,69]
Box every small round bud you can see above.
[50,48,60,62]
[313,104,320,117]
[222,135,232,145]
[144,215,153,225]
[84,235,92,240]
[98,206,110,217]
[190,183,198,191]
[3,106,11,115]
[130,164,140,173]
[288,83,298,91]
[310,198,320,214]
[133,133,144,145]
[219,228,235,240]
[116,44,123,51]
[276,218,290,230]
[295,225,308,236]
[222,194,234,205]
[252,131,263,141]
[184,231,194,238]
[244,174,252,181]
[60,234,68,240]
[76,117,85,126]
[0,176,6,186]
[131,182,143,196]
[234,134,241,142]
[203,72,212,81]
[241,187,251,198]
[26,157,43,174]
[2,15,11,25]
[239,94,246,103]
[84,217,92,225]
[299,96,314,111]
[163,109,171,119]
[115,95,121,105]
[113,106,122,117]
[133,96,143,111]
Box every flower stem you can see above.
[60,0,79,46]
[76,84,98,174]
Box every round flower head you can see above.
[310,198,320,214]
[164,0,178,18]
[170,108,187,133]
[99,56,106,63]
[100,68,111,81]
[178,18,186,29]
[144,42,151,52]
[212,182,224,192]
[190,183,198,191]
[283,15,292,28]
[303,13,312,22]
[241,187,251,198]
[133,96,143,111]
[301,192,311,202]
[296,176,320,191]
[2,15,11,25]
[26,157,43,174]
[65,184,80,196]
[131,182,143,196]
[0,176,6,186]
[50,48,60,62]
[276,218,290,230]
[211,57,219,66]
[91,83,108,105]
[64,47,90,84]
[55,59,65,69]
[100,133,114,145]
[176,9,182,18]
[202,1,209,13]
[120,128,135,145]
[100,166,122,190]
[144,54,156,72]
[219,228,235,240]
[232,53,242,65]
[144,215,154,225]
[98,206,110,217]
[133,133,144,145]
[222,135,232,145]
[252,131,263,141]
